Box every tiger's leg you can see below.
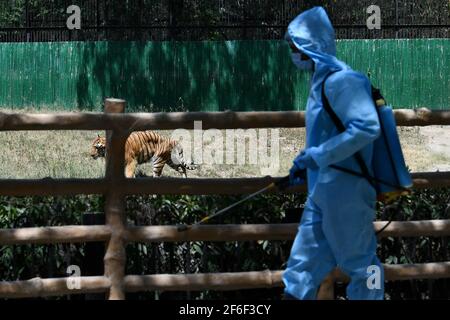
[166,159,187,178]
[125,160,138,178]
[152,157,165,177]
[181,166,187,178]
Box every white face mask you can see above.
[291,52,314,71]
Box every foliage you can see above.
[0,195,102,283]
[0,187,448,300]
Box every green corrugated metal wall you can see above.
[0,39,448,111]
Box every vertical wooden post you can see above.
[82,212,105,300]
[103,98,128,300]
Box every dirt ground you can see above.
[417,126,450,172]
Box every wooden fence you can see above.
[0,101,449,299]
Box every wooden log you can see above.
[103,99,128,300]
[0,178,108,196]
[384,262,450,281]
[0,225,111,245]
[117,111,307,130]
[374,219,450,238]
[122,261,450,292]
[2,262,449,298]
[124,270,283,292]
[0,109,449,131]
[0,111,305,131]
[82,213,107,300]
[0,276,110,298]
[0,177,304,196]
[393,108,450,127]
[126,224,298,242]
[104,98,127,114]
[104,209,126,300]
[125,220,450,243]
[0,172,447,196]
[0,220,447,247]
[409,171,450,189]
[332,262,450,282]
[104,99,127,179]
[121,176,307,195]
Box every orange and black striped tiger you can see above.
[90,131,196,178]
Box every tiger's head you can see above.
[90,134,107,159]
[170,143,197,176]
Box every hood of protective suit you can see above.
[286,6,348,77]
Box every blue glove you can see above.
[289,164,306,187]
[293,149,319,170]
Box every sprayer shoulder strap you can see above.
[321,72,376,189]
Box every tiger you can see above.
[90,131,197,178]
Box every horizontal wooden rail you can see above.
[124,270,283,292]
[383,262,450,281]
[0,171,448,196]
[408,171,450,189]
[373,220,450,238]
[126,224,297,242]
[0,225,111,245]
[1,220,447,246]
[0,276,110,299]
[0,178,108,196]
[332,262,450,282]
[393,109,450,126]
[2,262,448,298]
[126,220,450,243]
[0,108,449,131]
[123,262,450,292]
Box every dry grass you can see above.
[0,107,448,178]
[0,124,448,179]
[398,126,450,172]
[0,130,105,179]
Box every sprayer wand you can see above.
[177,170,305,232]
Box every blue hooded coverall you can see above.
[282,7,385,300]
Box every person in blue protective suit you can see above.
[282,6,385,300]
